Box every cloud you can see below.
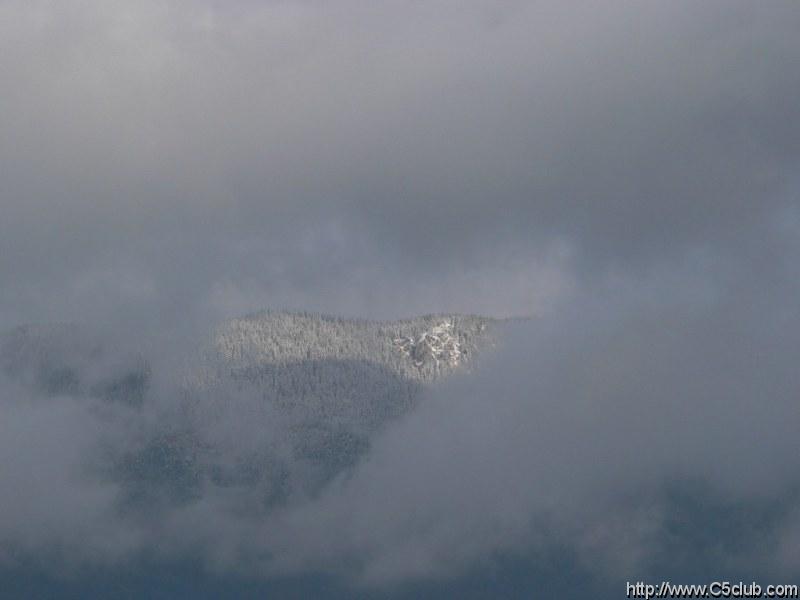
[4,215,798,588]
[2,0,800,595]
[2,1,800,327]
[0,382,138,568]
[254,232,800,584]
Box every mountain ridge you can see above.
[0,310,504,507]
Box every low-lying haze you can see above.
[1,1,800,597]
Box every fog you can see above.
[2,0,800,597]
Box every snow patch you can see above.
[393,320,462,368]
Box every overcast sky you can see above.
[2,1,800,597]
[2,0,798,331]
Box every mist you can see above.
[2,0,800,597]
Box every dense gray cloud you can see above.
[2,0,799,327]
[248,226,800,585]
[2,231,799,589]
[2,0,800,596]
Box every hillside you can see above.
[0,312,500,510]
[199,311,497,426]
